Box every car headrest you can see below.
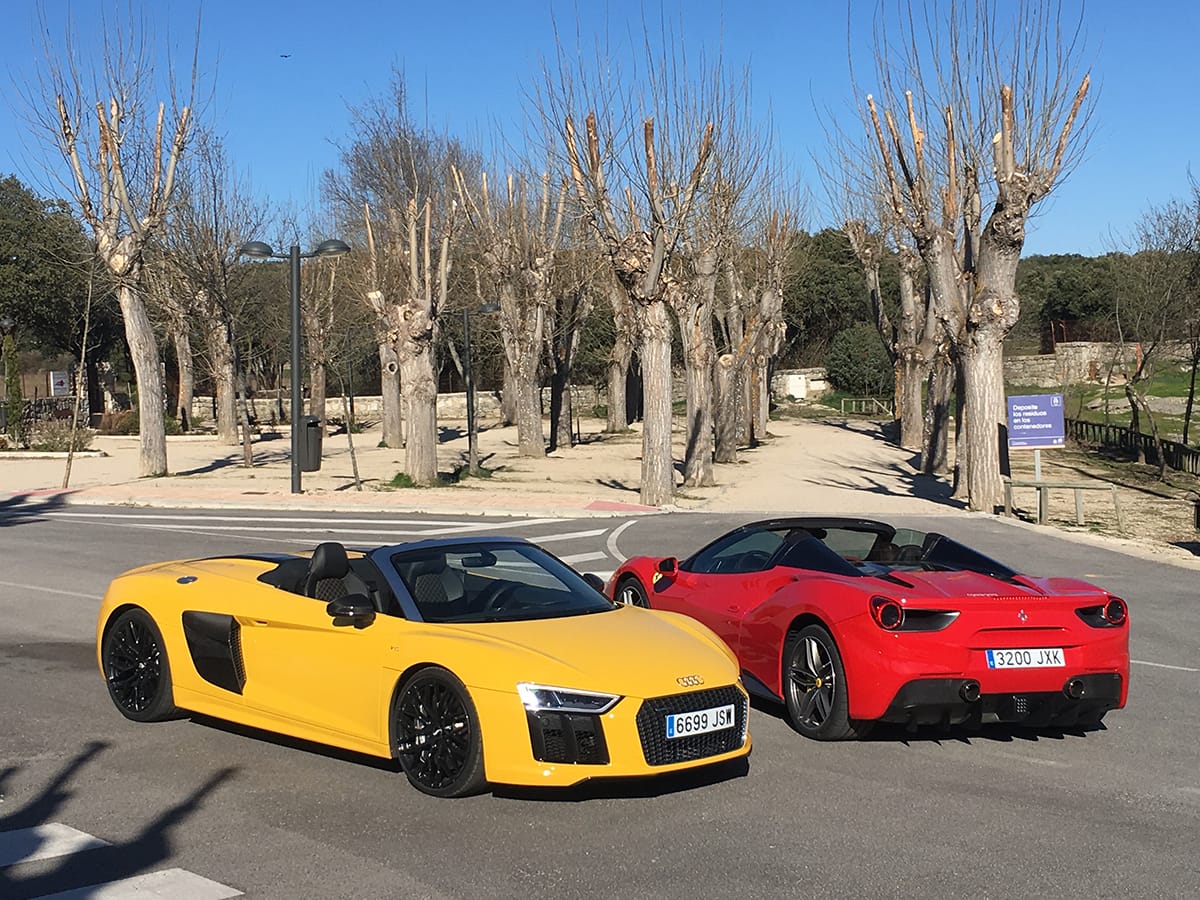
[309,542,350,581]
[403,555,447,580]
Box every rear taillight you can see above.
[1103,597,1127,626]
[871,596,904,630]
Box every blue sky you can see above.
[1,0,1196,256]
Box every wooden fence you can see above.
[1066,418,1200,476]
[840,397,895,417]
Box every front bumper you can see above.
[474,683,751,788]
[878,672,1123,728]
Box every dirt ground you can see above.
[1002,440,1200,553]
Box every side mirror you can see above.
[327,593,376,628]
[581,572,606,593]
[657,557,679,577]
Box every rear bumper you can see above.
[878,672,1123,727]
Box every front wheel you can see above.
[783,624,872,741]
[615,576,649,608]
[393,667,486,798]
[101,607,178,722]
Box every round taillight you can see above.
[1103,597,1127,626]
[871,597,904,630]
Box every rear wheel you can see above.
[783,625,872,741]
[102,607,177,722]
[393,667,486,798]
[616,576,649,608]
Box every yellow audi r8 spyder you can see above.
[97,537,750,797]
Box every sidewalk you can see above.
[0,416,968,519]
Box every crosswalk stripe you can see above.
[526,528,607,543]
[38,867,242,899]
[44,512,476,526]
[0,823,109,867]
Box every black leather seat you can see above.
[304,542,352,601]
[400,555,467,620]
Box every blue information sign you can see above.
[1007,394,1065,449]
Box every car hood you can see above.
[418,604,740,699]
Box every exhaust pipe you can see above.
[959,680,981,703]
[1064,678,1086,700]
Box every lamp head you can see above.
[239,240,276,259]
[0,315,14,335]
[314,239,351,258]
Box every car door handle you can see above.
[250,619,269,627]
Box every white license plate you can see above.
[986,647,1065,669]
[665,704,736,739]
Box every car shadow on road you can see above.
[0,741,236,900]
[492,756,750,803]
[748,696,1101,745]
[189,714,403,774]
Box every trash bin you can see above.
[298,415,323,472]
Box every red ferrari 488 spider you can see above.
[608,518,1129,740]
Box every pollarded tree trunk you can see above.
[308,359,327,426]
[922,351,953,475]
[550,368,573,451]
[961,333,1007,510]
[513,373,543,457]
[678,249,718,487]
[401,347,438,484]
[173,330,193,430]
[501,361,518,426]
[605,281,634,433]
[639,300,675,506]
[714,353,738,463]
[117,283,168,475]
[378,341,403,448]
[898,350,925,451]
[206,317,237,445]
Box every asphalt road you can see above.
[1,500,1196,899]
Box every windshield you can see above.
[388,542,615,623]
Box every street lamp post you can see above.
[237,239,350,493]
[463,303,499,475]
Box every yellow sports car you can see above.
[97,537,751,797]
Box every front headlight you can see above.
[517,682,621,714]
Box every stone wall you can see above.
[1004,340,1189,387]
[771,368,829,400]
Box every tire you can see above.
[616,576,650,608]
[783,624,872,741]
[101,607,178,723]
[392,667,486,798]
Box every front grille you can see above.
[527,711,609,764]
[635,685,748,767]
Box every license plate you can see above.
[986,647,1065,669]
[665,704,736,739]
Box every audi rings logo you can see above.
[676,674,704,687]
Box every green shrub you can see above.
[825,324,894,397]
[28,420,96,452]
[97,410,183,435]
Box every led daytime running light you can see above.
[517,682,621,714]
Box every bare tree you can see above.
[37,11,197,475]
[847,0,1091,510]
[1112,199,1199,475]
[454,168,567,457]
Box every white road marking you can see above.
[0,823,109,866]
[1132,659,1200,673]
[606,519,637,563]
[527,528,607,543]
[560,551,608,566]
[0,579,97,599]
[44,512,474,526]
[39,867,242,899]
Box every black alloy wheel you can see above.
[783,624,871,741]
[102,608,177,722]
[616,576,650,608]
[393,667,486,798]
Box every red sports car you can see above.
[608,518,1129,740]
